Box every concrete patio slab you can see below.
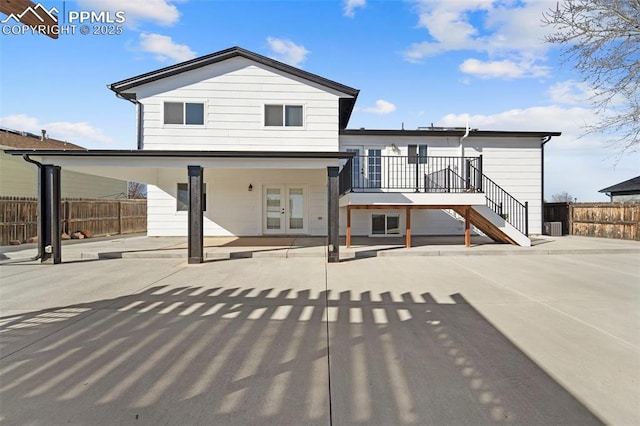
[0,258,331,425]
[2,235,639,263]
[326,254,639,425]
[1,249,638,425]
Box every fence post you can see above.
[568,203,574,235]
[67,200,72,234]
[119,201,124,235]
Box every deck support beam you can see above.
[40,165,61,264]
[464,206,471,247]
[327,166,340,263]
[188,165,204,264]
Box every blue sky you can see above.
[0,0,637,201]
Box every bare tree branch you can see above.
[128,182,147,199]
[542,0,640,155]
[551,191,575,202]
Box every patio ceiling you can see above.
[4,149,353,185]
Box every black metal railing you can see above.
[338,154,529,236]
[339,156,481,193]
[469,163,528,235]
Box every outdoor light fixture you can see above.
[248,184,253,191]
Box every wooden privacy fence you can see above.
[0,197,147,245]
[544,202,640,241]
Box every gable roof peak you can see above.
[108,46,359,98]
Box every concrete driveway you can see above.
[1,250,638,425]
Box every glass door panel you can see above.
[288,188,304,230]
[265,188,282,231]
[367,149,382,189]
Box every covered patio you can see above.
[3,149,354,264]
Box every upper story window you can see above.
[265,104,303,127]
[164,102,204,125]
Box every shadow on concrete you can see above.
[0,286,603,425]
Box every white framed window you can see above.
[164,102,205,125]
[264,104,303,127]
[408,144,428,164]
[177,183,207,212]
[371,214,400,235]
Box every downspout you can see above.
[459,120,470,157]
[133,99,143,150]
[540,135,552,234]
[0,154,44,264]
[113,91,142,150]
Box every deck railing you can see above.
[338,154,528,235]
[338,156,481,193]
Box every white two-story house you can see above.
[6,47,560,263]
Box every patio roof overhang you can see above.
[4,149,354,184]
[4,149,349,264]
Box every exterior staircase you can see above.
[339,155,531,246]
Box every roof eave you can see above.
[4,149,355,160]
[339,129,562,138]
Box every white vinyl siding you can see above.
[340,135,544,235]
[340,208,469,237]
[135,57,344,151]
[147,168,327,237]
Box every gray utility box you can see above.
[544,221,563,236]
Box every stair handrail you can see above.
[469,163,529,236]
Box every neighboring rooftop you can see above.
[599,176,640,194]
[0,127,85,150]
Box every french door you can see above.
[345,147,381,190]
[263,185,307,234]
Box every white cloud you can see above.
[459,58,550,79]
[77,0,181,26]
[266,37,309,67]
[405,0,549,60]
[0,114,114,145]
[439,106,593,143]
[139,33,196,63]
[364,99,396,115]
[404,1,551,80]
[548,80,594,105]
[344,0,366,17]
